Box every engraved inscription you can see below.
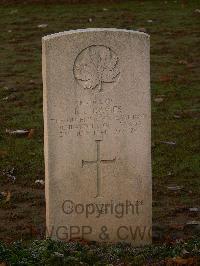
[73,45,120,91]
[50,102,146,138]
[82,140,116,198]
[50,96,147,138]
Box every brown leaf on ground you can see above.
[0,150,8,157]
[169,224,184,230]
[187,63,196,69]
[5,191,11,202]
[159,75,172,82]
[25,224,40,237]
[166,257,196,265]
[1,191,11,203]
[27,129,35,139]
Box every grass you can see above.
[1,238,200,265]
[0,0,199,244]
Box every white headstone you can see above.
[43,28,151,245]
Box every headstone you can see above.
[43,28,151,245]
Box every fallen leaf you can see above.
[178,60,187,65]
[173,115,181,119]
[35,180,45,186]
[167,186,182,191]
[186,63,195,69]
[169,224,184,230]
[159,141,176,145]
[37,24,48,28]
[194,9,200,13]
[2,96,9,101]
[186,221,200,226]
[0,191,11,202]
[154,97,164,103]
[184,221,200,235]
[28,129,35,139]
[4,87,17,92]
[2,95,16,101]
[167,257,196,265]
[5,191,11,203]
[160,75,172,82]
[26,224,41,237]
[6,129,29,136]
[0,150,8,157]
[189,207,199,212]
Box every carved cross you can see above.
[82,140,116,197]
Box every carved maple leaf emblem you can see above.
[74,45,120,91]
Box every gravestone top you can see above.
[43,28,151,245]
[42,28,149,40]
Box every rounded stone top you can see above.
[42,28,149,41]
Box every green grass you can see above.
[1,238,200,265]
[0,0,199,242]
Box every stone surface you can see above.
[42,28,151,245]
